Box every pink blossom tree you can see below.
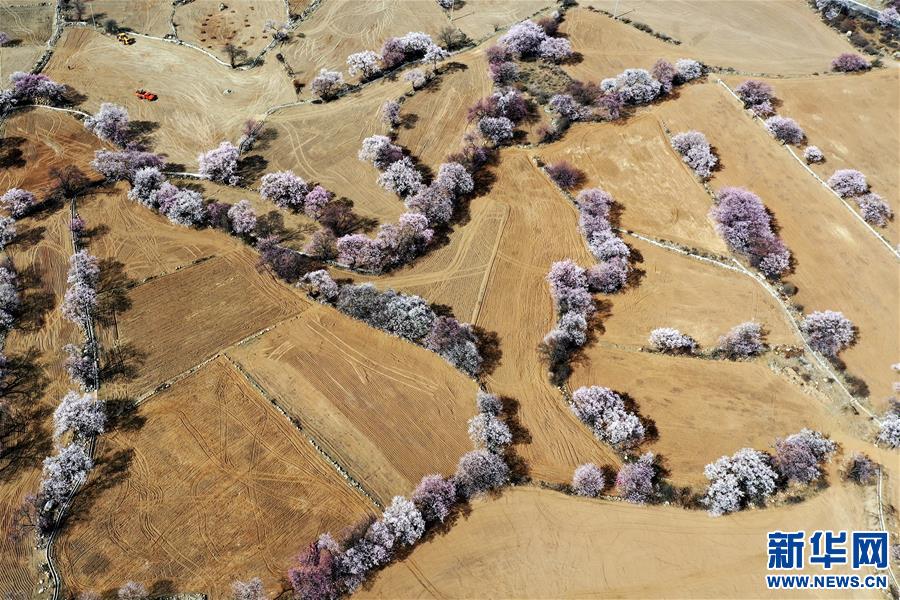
[648,327,696,353]
[499,20,546,57]
[453,449,509,498]
[546,161,583,190]
[227,200,257,235]
[259,170,308,209]
[717,322,764,358]
[347,51,382,79]
[63,342,97,390]
[539,36,572,62]
[467,412,512,452]
[477,116,514,145]
[0,188,36,218]
[827,169,868,197]
[616,453,656,504]
[772,429,836,484]
[84,103,130,146]
[381,100,401,128]
[198,141,240,184]
[710,187,791,278]
[764,116,805,145]
[310,68,345,100]
[377,157,423,197]
[412,474,456,523]
[359,135,403,169]
[304,185,332,219]
[675,58,702,82]
[570,385,645,448]
[128,167,166,207]
[91,149,164,182]
[803,146,824,163]
[0,217,15,251]
[670,131,717,179]
[856,193,893,227]
[831,53,870,72]
[703,448,777,516]
[231,578,264,600]
[651,59,676,94]
[381,496,425,546]
[801,310,854,356]
[53,391,106,440]
[422,316,482,376]
[734,79,774,115]
[572,463,605,497]
[40,442,93,505]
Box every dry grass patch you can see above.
[57,357,375,598]
[363,485,874,599]
[87,0,174,37]
[581,1,855,75]
[657,83,899,409]
[229,303,479,504]
[175,0,288,62]
[540,113,727,254]
[111,249,308,396]
[42,28,296,166]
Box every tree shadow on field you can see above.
[624,243,646,289]
[12,224,46,249]
[127,120,160,150]
[237,154,268,181]
[96,259,133,325]
[400,113,419,129]
[500,395,532,484]
[0,136,26,169]
[472,325,502,375]
[100,342,147,383]
[13,263,56,332]
[619,391,658,444]
[150,580,177,596]
[0,350,53,482]
[252,126,279,151]
[62,446,136,531]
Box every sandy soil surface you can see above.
[175,0,288,63]
[229,303,479,504]
[0,3,54,81]
[657,83,899,411]
[57,357,375,598]
[42,28,297,167]
[579,2,856,75]
[362,485,878,599]
[86,0,174,38]
[724,70,899,245]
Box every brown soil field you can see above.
[110,248,308,396]
[280,0,449,90]
[260,75,410,225]
[591,236,797,349]
[0,108,105,196]
[57,357,375,597]
[395,50,493,169]
[570,346,850,487]
[175,0,288,62]
[363,197,509,323]
[362,485,877,599]
[450,0,552,41]
[724,70,899,245]
[416,149,621,483]
[86,0,174,38]
[77,185,246,283]
[42,28,296,166]
[539,113,728,254]
[0,3,54,80]
[656,83,899,409]
[579,2,856,75]
[228,303,479,504]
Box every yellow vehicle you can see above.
[116,33,135,45]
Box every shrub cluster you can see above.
[576,188,630,293]
[831,52,870,72]
[540,260,594,385]
[570,385,645,449]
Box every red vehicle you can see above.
[134,89,157,101]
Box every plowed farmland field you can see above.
[228,304,479,504]
[57,357,375,597]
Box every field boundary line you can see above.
[876,468,899,589]
[223,353,383,510]
[715,79,899,260]
[469,202,509,324]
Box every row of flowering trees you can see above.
[286,389,512,597]
[732,80,891,228]
[301,270,483,377]
[703,429,836,516]
[0,71,67,115]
